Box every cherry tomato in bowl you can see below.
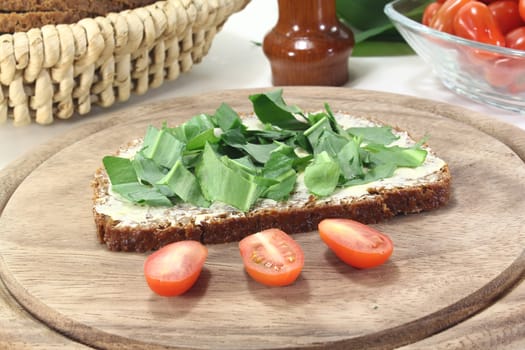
[506,26,525,49]
[388,0,525,112]
[454,1,506,46]
[239,228,304,287]
[318,219,393,269]
[423,2,443,26]
[429,0,473,34]
[488,0,525,35]
[144,240,208,297]
[483,57,518,88]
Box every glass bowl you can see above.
[384,0,525,114]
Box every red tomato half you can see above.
[318,219,393,269]
[144,240,208,297]
[239,229,304,287]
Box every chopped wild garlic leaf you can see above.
[102,89,429,211]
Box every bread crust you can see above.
[0,11,93,33]
[92,164,452,252]
[0,0,158,33]
[0,0,157,13]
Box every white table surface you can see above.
[1,0,524,171]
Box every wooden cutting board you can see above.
[0,87,524,350]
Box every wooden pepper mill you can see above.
[263,0,355,86]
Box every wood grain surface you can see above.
[0,87,524,350]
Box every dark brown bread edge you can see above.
[0,11,93,33]
[92,165,451,252]
[0,0,158,33]
[0,0,158,14]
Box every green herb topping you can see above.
[103,90,427,211]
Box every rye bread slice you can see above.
[92,114,452,252]
[0,0,158,14]
[0,0,158,33]
[0,11,93,33]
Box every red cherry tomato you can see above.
[489,0,525,34]
[144,240,208,297]
[520,0,525,21]
[423,2,443,26]
[479,0,513,3]
[430,0,473,34]
[239,228,304,287]
[506,26,525,49]
[508,76,525,93]
[454,2,506,46]
[483,57,518,88]
[318,219,394,269]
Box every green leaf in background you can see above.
[352,40,414,57]
[336,0,431,56]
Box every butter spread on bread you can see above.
[92,92,451,252]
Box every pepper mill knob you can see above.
[263,0,355,86]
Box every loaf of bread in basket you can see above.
[0,0,249,125]
[0,1,160,33]
[1,0,158,14]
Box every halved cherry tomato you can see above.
[423,2,443,26]
[239,228,304,287]
[488,0,525,35]
[454,2,506,46]
[318,219,393,269]
[430,0,473,34]
[144,240,208,297]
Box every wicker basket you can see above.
[0,0,250,126]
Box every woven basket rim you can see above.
[0,0,250,126]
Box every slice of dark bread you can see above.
[92,114,451,252]
[0,0,159,33]
[1,0,158,14]
[0,11,92,33]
